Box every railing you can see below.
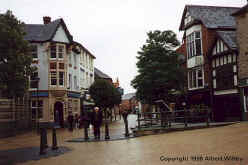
[137,108,211,129]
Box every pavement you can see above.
[0,115,248,165]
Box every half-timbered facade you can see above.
[210,31,241,121]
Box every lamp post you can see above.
[35,77,40,133]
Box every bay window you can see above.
[188,68,204,89]
[50,43,65,59]
[50,71,57,85]
[186,31,202,59]
[59,72,64,86]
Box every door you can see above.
[54,101,64,127]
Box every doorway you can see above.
[54,101,64,127]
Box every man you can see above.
[122,109,129,137]
[92,107,103,139]
[67,111,74,131]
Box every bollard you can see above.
[124,118,129,137]
[39,128,46,155]
[84,126,89,140]
[105,121,110,140]
[44,128,48,148]
[52,128,58,150]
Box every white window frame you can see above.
[188,68,204,90]
[186,31,202,59]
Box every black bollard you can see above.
[44,128,48,148]
[105,122,110,140]
[39,128,46,155]
[52,128,58,150]
[84,126,89,140]
[124,118,129,137]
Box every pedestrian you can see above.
[75,113,79,129]
[67,111,74,131]
[92,107,103,139]
[122,109,129,137]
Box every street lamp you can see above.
[35,77,40,132]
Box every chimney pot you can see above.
[43,16,51,24]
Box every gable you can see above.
[52,25,70,43]
[212,39,228,55]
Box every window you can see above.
[31,45,38,59]
[233,54,236,62]
[31,100,43,119]
[228,54,232,63]
[188,69,204,89]
[212,60,215,68]
[220,56,223,66]
[74,76,77,89]
[224,55,227,64]
[186,31,202,59]
[58,45,64,59]
[59,72,64,86]
[30,72,38,88]
[216,57,219,67]
[50,44,56,59]
[50,71,57,85]
[50,63,56,70]
[59,63,64,69]
[69,74,72,89]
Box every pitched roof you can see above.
[179,5,241,30]
[216,31,237,49]
[24,19,72,42]
[73,41,96,59]
[94,67,112,79]
[232,4,248,16]
[122,93,135,100]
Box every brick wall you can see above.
[201,25,217,86]
[236,13,248,80]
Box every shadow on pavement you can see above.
[0,146,72,165]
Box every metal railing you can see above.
[137,108,211,129]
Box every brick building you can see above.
[178,5,242,121]
[232,4,248,120]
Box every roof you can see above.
[232,4,248,16]
[94,67,112,79]
[122,93,135,100]
[179,5,241,30]
[216,31,237,49]
[73,41,96,59]
[24,19,73,42]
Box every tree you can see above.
[89,79,121,110]
[131,30,185,105]
[0,10,36,98]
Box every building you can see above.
[94,67,113,83]
[178,5,241,121]
[232,4,248,120]
[24,16,95,127]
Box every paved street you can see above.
[0,115,248,165]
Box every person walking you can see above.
[74,113,79,129]
[67,111,74,131]
[92,107,103,139]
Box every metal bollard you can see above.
[52,128,58,150]
[105,121,110,140]
[84,126,89,140]
[39,128,46,155]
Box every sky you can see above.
[1,0,246,94]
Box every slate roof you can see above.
[232,4,248,16]
[94,67,112,79]
[122,93,135,100]
[74,41,96,59]
[216,31,237,49]
[24,19,72,42]
[180,5,241,30]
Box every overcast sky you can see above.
[1,0,246,94]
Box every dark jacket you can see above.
[67,114,74,123]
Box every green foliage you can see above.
[89,79,121,109]
[131,30,186,104]
[0,10,36,98]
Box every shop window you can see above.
[31,100,43,119]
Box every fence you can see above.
[137,108,211,129]
[0,97,32,138]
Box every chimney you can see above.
[43,16,51,24]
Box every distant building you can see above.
[121,93,139,112]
